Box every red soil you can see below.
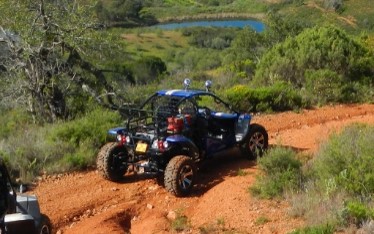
[31,104,374,234]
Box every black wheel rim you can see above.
[249,131,266,158]
[178,164,194,191]
[40,225,50,234]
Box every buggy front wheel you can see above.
[164,156,197,197]
[242,124,268,160]
[38,214,52,234]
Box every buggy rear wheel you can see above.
[97,142,128,181]
[164,156,197,197]
[242,124,268,160]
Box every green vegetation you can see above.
[0,108,122,182]
[1,1,374,232]
[237,168,248,176]
[170,209,191,232]
[225,82,305,113]
[255,216,270,225]
[290,224,335,234]
[251,124,374,232]
[249,147,303,199]
[254,26,374,105]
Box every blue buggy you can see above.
[96,80,268,197]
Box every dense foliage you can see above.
[0,0,132,122]
[0,0,373,195]
[252,124,374,232]
[255,26,374,86]
[225,82,305,112]
[1,2,374,232]
[250,147,303,199]
[0,108,122,182]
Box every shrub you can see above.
[0,108,32,139]
[309,124,374,196]
[287,124,374,231]
[255,216,270,225]
[131,56,167,84]
[343,201,374,226]
[304,69,344,105]
[49,108,122,147]
[0,108,122,182]
[171,209,191,232]
[290,224,335,234]
[255,25,374,96]
[249,147,303,198]
[225,82,305,113]
[340,82,374,104]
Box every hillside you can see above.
[30,104,374,233]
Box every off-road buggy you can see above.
[0,158,51,234]
[97,80,268,197]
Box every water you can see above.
[153,19,265,32]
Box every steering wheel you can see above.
[199,106,211,119]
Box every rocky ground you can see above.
[30,104,374,234]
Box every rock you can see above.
[167,211,176,220]
[148,185,158,191]
[147,204,153,209]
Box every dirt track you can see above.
[31,104,374,234]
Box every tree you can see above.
[131,56,166,84]
[95,0,157,26]
[263,11,308,47]
[254,26,374,88]
[0,0,129,122]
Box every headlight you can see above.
[163,141,169,149]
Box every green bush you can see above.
[288,124,374,231]
[131,56,167,84]
[305,69,344,105]
[254,25,374,101]
[49,108,122,147]
[290,224,335,234]
[225,82,305,113]
[249,147,303,198]
[340,82,374,103]
[309,124,374,196]
[171,209,191,232]
[343,201,374,226]
[182,27,237,50]
[47,108,122,171]
[0,109,32,139]
[0,108,122,182]
[0,126,70,183]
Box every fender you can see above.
[236,114,252,144]
[108,127,127,136]
[16,194,43,228]
[166,135,199,160]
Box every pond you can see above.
[152,19,265,32]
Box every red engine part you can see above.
[167,116,184,133]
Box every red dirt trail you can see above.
[31,104,374,234]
